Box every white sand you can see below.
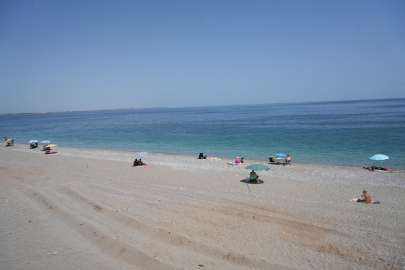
[1,144,404,269]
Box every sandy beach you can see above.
[1,144,404,269]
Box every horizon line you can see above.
[1,97,404,116]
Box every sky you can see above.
[0,0,404,113]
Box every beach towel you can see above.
[350,198,380,204]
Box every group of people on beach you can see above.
[133,159,146,167]
[5,137,387,206]
[235,157,245,164]
[269,155,291,165]
[30,142,39,148]
[27,141,54,153]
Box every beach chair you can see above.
[277,158,286,165]
[269,157,281,165]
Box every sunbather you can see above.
[250,170,259,180]
[269,156,277,163]
[235,157,240,163]
[357,190,371,204]
[138,159,146,166]
[286,155,291,165]
[241,157,245,163]
[363,166,396,172]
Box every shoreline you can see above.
[1,143,404,269]
[6,143,405,188]
[10,143,405,171]
[5,139,405,169]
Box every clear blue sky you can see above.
[1,0,404,113]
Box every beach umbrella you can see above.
[40,140,51,144]
[4,139,12,143]
[245,164,270,171]
[132,152,148,159]
[29,140,38,144]
[275,153,287,158]
[46,144,57,148]
[370,154,389,161]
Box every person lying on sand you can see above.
[357,190,371,204]
[363,166,376,172]
[364,166,396,172]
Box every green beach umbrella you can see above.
[245,164,270,171]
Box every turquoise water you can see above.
[1,98,405,169]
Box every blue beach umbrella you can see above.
[29,140,38,144]
[132,152,148,159]
[370,154,389,161]
[275,153,287,158]
[40,140,51,145]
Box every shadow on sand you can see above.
[240,179,264,184]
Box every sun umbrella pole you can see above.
[246,182,250,193]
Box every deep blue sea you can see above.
[1,98,405,169]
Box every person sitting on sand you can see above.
[357,190,371,204]
[241,157,245,163]
[199,153,207,159]
[286,155,291,165]
[133,159,139,167]
[138,159,146,166]
[250,170,259,180]
[235,157,240,163]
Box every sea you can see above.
[1,98,405,169]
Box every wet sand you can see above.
[1,144,404,269]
